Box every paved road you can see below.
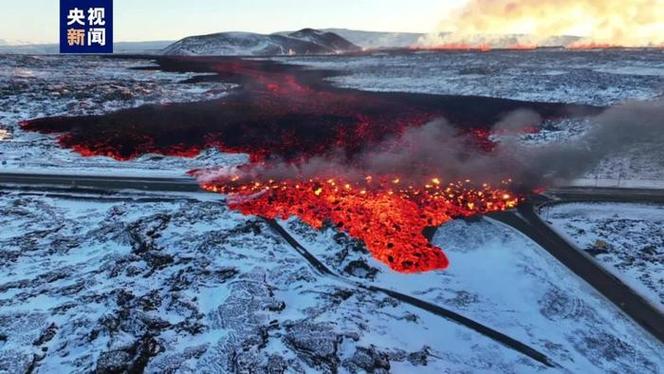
[491,190,664,344]
[545,186,664,204]
[0,171,201,193]
[3,171,661,202]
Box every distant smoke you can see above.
[196,99,664,190]
[418,0,664,48]
[516,99,664,183]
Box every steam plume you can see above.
[517,99,664,183]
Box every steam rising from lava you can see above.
[196,99,664,191]
[419,0,664,49]
[519,99,664,181]
[195,118,517,187]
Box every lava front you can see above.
[198,173,522,272]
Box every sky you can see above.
[0,0,464,44]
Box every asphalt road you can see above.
[490,191,664,344]
[545,186,664,204]
[266,218,557,368]
[0,171,201,193]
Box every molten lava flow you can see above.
[198,173,522,272]
[21,57,585,163]
[21,56,589,273]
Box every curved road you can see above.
[265,219,557,367]
[490,188,664,344]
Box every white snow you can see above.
[1,192,615,372]
[544,202,664,311]
[282,216,664,373]
[279,49,664,106]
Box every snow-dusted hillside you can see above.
[163,29,360,56]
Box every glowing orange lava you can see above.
[417,43,492,52]
[198,174,522,272]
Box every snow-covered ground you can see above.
[0,191,661,373]
[2,52,664,372]
[544,202,664,311]
[589,142,664,181]
[281,49,664,106]
[0,55,242,175]
[282,216,663,373]
[503,116,664,182]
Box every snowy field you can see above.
[0,55,243,175]
[0,191,661,373]
[545,202,664,311]
[283,216,664,373]
[281,49,664,106]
